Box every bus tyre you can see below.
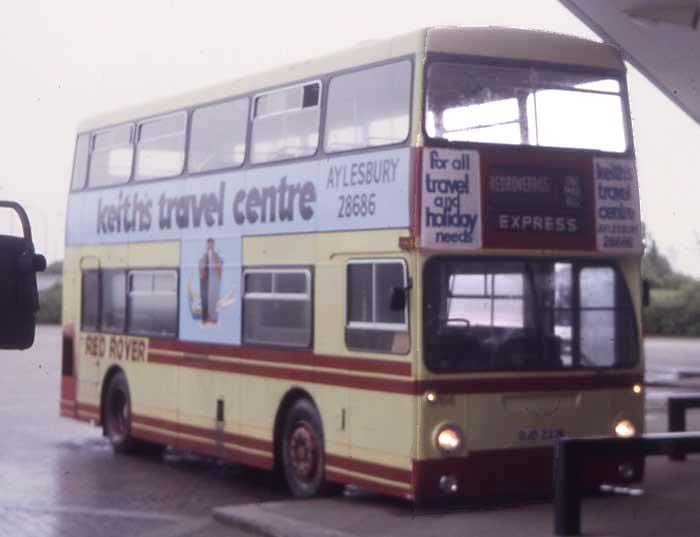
[281,399,330,498]
[103,371,137,454]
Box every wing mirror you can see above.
[390,278,412,311]
[0,202,46,349]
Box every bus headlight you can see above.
[614,419,636,438]
[424,390,438,404]
[436,424,463,454]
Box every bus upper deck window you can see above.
[189,98,248,173]
[302,83,320,108]
[88,124,134,188]
[135,112,187,181]
[251,83,321,164]
[70,133,90,191]
[424,61,627,153]
[324,61,411,153]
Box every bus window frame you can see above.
[71,55,416,193]
[252,81,323,121]
[421,52,636,159]
[100,268,128,335]
[80,269,101,332]
[187,96,251,177]
[345,257,411,356]
[87,122,137,189]
[126,268,180,339]
[79,266,180,339]
[249,79,324,166]
[421,255,640,374]
[316,55,415,159]
[70,132,91,192]
[323,59,414,156]
[241,265,315,350]
[133,110,189,183]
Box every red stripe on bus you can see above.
[149,351,640,395]
[148,352,415,394]
[131,413,409,485]
[173,436,274,470]
[131,427,175,448]
[415,373,643,394]
[148,339,411,377]
[223,446,275,471]
[130,427,262,466]
[326,454,411,485]
[131,413,273,453]
[76,401,100,413]
[61,377,77,401]
[326,470,411,499]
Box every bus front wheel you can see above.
[103,371,137,453]
[281,398,332,498]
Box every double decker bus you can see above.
[60,26,644,504]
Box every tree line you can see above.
[642,238,700,336]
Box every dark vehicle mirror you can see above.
[642,279,651,308]
[390,286,407,311]
[0,202,46,349]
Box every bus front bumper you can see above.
[412,446,644,506]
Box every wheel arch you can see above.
[273,387,318,470]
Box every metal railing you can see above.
[668,395,700,460]
[553,432,700,536]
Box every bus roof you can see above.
[78,26,624,133]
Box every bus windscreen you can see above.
[423,258,638,373]
[424,61,627,153]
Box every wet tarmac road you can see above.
[0,325,282,537]
[2,326,699,536]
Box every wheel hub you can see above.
[289,421,319,481]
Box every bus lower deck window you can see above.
[242,268,312,348]
[127,270,178,337]
[346,260,409,354]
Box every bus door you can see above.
[77,257,104,403]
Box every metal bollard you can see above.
[553,439,583,536]
[668,398,687,461]
[553,433,700,536]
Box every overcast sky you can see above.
[1,0,698,274]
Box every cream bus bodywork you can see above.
[62,27,642,503]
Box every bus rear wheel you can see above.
[103,371,137,453]
[281,398,334,498]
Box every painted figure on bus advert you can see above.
[199,238,223,323]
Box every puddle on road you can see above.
[57,437,112,452]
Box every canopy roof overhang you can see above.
[560,0,700,125]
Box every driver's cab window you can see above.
[447,271,525,329]
[547,262,574,366]
[580,266,616,366]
